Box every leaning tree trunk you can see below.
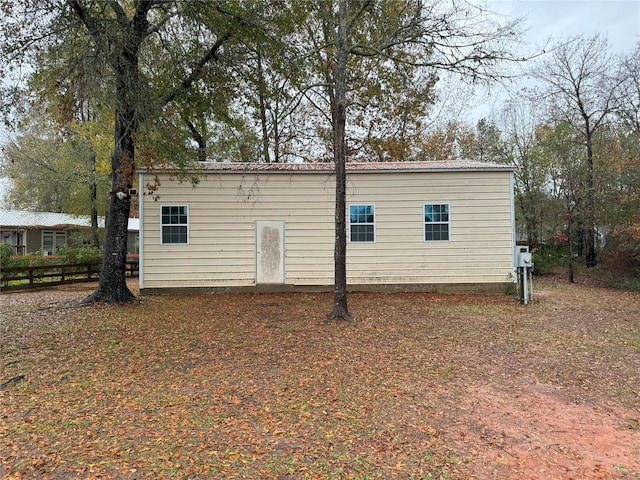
[329,0,352,321]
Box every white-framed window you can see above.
[349,204,375,243]
[424,203,450,241]
[42,231,66,254]
[161,205,189,244]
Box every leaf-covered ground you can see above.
[1,279,639,479]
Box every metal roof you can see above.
[141,160,515,174]
[0,210,95,229]
[0,210,140,231]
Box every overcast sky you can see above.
[489,0,639,54]
[449,0,640,121]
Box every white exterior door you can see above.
[256,220,285,284]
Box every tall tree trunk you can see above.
[84,107,136,303]
[585,132,597,267]
[90,152,100,249]
[69,1,233,303]
[567,202,575,283]
[329,0,352,321]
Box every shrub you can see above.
[532,240,569,276]
[57,245,102,267]
[0,242,16,269]
[1,246,102,274]
[599,229,640,291]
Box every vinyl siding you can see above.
[140,169,514,290]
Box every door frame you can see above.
[255,220,285,285]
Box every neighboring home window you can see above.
[161,206,188,244]
[424,203,450,241]
[349,204,375,242]
[42,231,66,254]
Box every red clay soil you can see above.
[1,277,638,479]
[448,381,638,479]
[437,281,640,479]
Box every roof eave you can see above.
[138,161,516,175]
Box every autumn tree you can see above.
[1,32,115,247]
[534,122,583,281]
[535,35,622,267]
[228,4,310,164]
[497,93,554,249]
[1,1,255,302]
[418,121,476,162]
[602,43,640,277]
[297,0,522,320]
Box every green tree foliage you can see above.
[1,115,111,217]
[598,73,640,281]
[534,121,586,280]
[473,118,508,163]
[1,0,523,308]
[1,1,253,302]
[224,3,309,163]
[608,43,640,275]
[2,1,116,246]
[515,39,639,282]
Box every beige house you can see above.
[137,161,517,293]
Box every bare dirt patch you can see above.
[448,382,639,479]
[1,278,638,479]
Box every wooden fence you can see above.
[1,263,101,292]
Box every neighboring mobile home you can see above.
[0,209,139,255]
[137,161,517,293]
[0,210,99,255]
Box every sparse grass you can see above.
[1,278,639,479]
